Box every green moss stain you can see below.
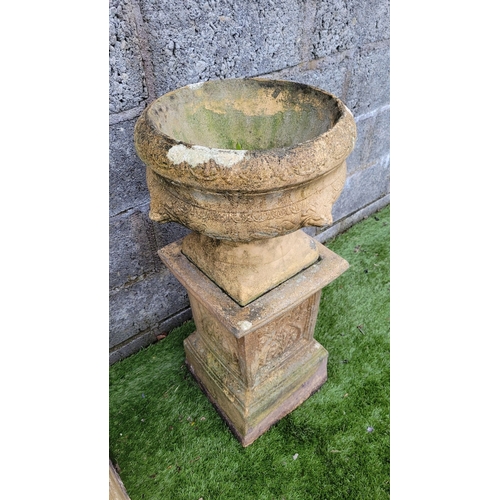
[181,106,319,151]
[150,79,339,151]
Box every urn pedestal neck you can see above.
[181,230,320,306]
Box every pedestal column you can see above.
[159,237,348,446]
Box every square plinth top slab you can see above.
[158,238,349,339]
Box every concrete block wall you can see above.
[109,0,390,363]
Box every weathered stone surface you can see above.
[144,163,347,242]
[159,239,349,446]
[137,0,308,95]
[159,241,348,446]
[332,156,390,222]
[159,241,349,339]
[182,230,320,306]
[109,268,189,349]
[109,0,147,113]
[109,120,150,216]
[134,79,356,243]
[186,332,328,447]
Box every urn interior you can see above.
[147,78,342,151]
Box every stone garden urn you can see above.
[134,78,356,446]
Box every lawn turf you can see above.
[109,204,390,499]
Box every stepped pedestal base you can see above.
[158,237,349,446]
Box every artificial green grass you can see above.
[109,204,390,500]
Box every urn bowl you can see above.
[134,78,356,242]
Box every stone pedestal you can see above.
[158,237,349,446]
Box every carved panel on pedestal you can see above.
[244,292,321,387]
[190,297,241,381]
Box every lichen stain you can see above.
[167,144,247,168]
[237,320,253,332]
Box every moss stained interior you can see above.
[149,79,338,151]
[172,105,329,150]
